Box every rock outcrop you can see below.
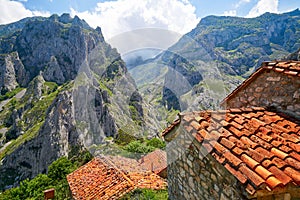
[0,14,161,190]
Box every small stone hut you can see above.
[163,61,300,200]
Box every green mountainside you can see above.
[130,9,300,111]
[0,14,162,190]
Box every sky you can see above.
[0,0,299,41]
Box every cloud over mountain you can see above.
[0,0,50,24]
[247,0,279,17]
[70,0,199,40]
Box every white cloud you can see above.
[246,0,279,18]
[70,0,199,40]
[0,0,50,25]
[223,10,237,16]
[235,0,251,9]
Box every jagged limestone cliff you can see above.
[0,14,161,190]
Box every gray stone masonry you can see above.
[225,70,300,119]
[166,128,248,200]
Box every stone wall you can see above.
[165,127,300,200]
[224,70,300,119]
[166,128,248,200]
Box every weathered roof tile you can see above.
[67,150,167,200]
[163,107,300,195]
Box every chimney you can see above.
[44,188,55,200]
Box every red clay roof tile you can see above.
[224,151,243,167]
[288,143,300,152]
[268,166,292,185]
[162,106,300,195]
[220,138,235,150]
[239,165,265,187]
[290,152,300,162]
[241,154,259,169]
[283,167,300,184]
[193,132,204,143]
[212,152,226,164]
[232,147,244,156]
[285,157,300,170]
[138,149,167,175]
[67,152,167,200]
[279,145,292,153]
[265,176,283,189]
[254,166,273,180]
[224,163,247,184]
[261,160,274,169]
[247,148,267,163]
[272,157,288,169]
[270,148,289,160]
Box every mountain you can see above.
[285,47,300,61]
[129,9,300,111]
[0,14,161,190]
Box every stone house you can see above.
[222,61,300,118]
[67,149,167,200]
[163,61,300,200]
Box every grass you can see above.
[99,81,113,96]
[121,188,168,200]
[0,87,24,101]
[0,81,68,160]
[0,121,44,160]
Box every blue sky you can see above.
[0,0,299,40]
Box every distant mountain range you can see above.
[130,9,300,111]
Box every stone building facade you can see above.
[165,125,248,200]
[163,61,300,200]
[222,61,300,119]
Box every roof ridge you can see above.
[99,155,136,187]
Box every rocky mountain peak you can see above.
[0,14,162,190]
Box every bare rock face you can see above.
[0,14,161,190]
[0,52,27,94]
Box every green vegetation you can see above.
[0,81,73,160]
[0,87,24,101]
[123,138,166,154]
[121,188,168,200]
[0,121,44,160]
[0,157,74,200]
[0,151,92,200]
[129,105,142,125]
[123,140,155,153]
[115,129,137,145]
[145,138,166,149]
[99,81,113,96]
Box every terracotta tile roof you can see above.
[104,155,167,189]
[67,157,135,200]
[221,61,300,106]
[67,153,167,200]
[163,107,300,195]
[138,149,167,175]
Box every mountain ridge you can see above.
[0,14,161,190]
[129,9,300,112]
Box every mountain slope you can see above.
[130,9,300,111]
[0,14,161,190]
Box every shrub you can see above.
[47,157,76,181]
[123,140,155,154]
[146,138,166,149]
